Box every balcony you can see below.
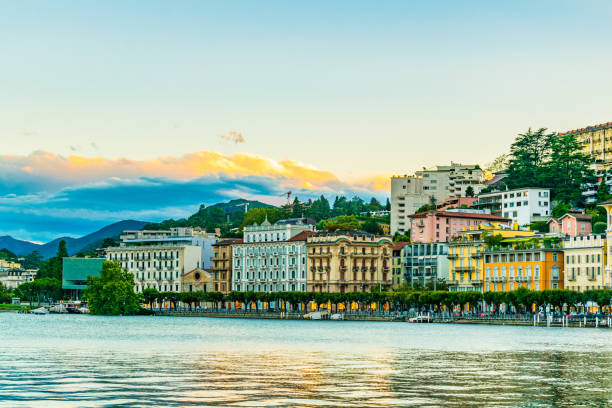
[447,254,458,259]
[455,266,474,273]
[471,252,482,259]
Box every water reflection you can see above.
[0,315,610,407]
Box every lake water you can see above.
[0,314,611,407]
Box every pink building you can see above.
[436,196,478,211]
[548,213,592,237]
[409,210,511,243]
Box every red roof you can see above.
[287,231,316,242]
[409,210,510,222]
[393,242,410,251]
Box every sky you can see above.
[1,1,612,242]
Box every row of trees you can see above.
[135,287,612,316]
[12,278,62,306]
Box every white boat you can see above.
[330,313,344,320]
[30,307,49,315]
[408,315,430,323]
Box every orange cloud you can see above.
[219,130,245,144]
[1,150,389,193]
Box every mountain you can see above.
[0,220,148,259]
[208,198,275,213]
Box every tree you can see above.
[321,215,360,232]
[21,250,43,270]
[393,232,410,242]
[529,221,549,233]
[465,186,475,197]
[593,222,606,234]
[83,261,141,315]
[544,134,595,205]
[483,233,504,248]
[552,202,571,218]
[36,240,68,281]
[506,128,552,190]
[597,172,612,203]
[142,288,160,311]
[485,154,509,174]
[362,220,383,234]
[385,198,391,211]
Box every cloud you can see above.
[0,150,389,242]
[219,130,245,144]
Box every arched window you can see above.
[485,266,491,278]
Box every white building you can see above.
[391,163,486,235]
[232,218,314,292]
[477,188,550,226]
[0,269,37,290]
[106,227,217,293]
[119,227,218,269]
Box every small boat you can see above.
[66,307,82,314]
[30,307,49,315]
[330,313,344,320]
[408,315,430,323]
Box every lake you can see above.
[0,314,611,407]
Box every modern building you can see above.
[62,257,105,298]
[106,230,205,293]
[231,218,314,293]
[119,227,218,269]
[563,234,608,291]
[475,188,551,226]
[0,269,37,290]
[403,242,449,288]
[447,225,534,292]
[392,242,409,289]
[557,122,612,171]
[483,237,564,292]
[306,231,393,293]
[548,213,593,237]
[409,209,510,243]
[391,163,486,235]
[212,239,241,293]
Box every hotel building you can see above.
[106,228,213,293]
[306,231,393,293]
[231,218,314,292]
[557,122,612,171]
[409,209,510,243]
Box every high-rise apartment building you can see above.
[391,163,486,235]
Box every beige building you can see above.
[0,259,22,270]
[212,239,240,293]
[182,268,213,293]
[558,122,612,171]
[106,242,203,293]
[306,231,393,293]
[0,269,37,290]
[563,234,608,291]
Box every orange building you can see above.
[482,237,564,292]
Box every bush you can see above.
[593,222,606,234]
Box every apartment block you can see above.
[403,242,449,288]
[409,209,510,243]
[558,122,612,171]
[563,234,608,291]
[476,188,551,226]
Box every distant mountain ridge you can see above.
[0,220,148,259]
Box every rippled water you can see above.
[1,314,611,407]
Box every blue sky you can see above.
[1,1,611,242]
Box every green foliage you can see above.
[552,202,571,218]
[241,207,288,228]
[465,186,475,197]
[304,195,331,220]
[505,128,595,206]
[593,222,606,234]
[21,250,43,270]
[83,261,141,315]
[483,233,504,248]
[320,215,360,232]
[361,220,383,234]
[0,248,18,262]
[36,240,68,281]
[597,172,612,203]
[14,278,62,305]
[0,283,11,304]
[393,232,410,242]
[529,221,549,233]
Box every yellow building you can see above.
[563,234,608,291]
[306,231,393,293]
[558,122,612,171]
[597,200,612,289]
[447,225,534,292]
[483,237,564,292]
[0,259,21,270]
[392,242,409,289]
